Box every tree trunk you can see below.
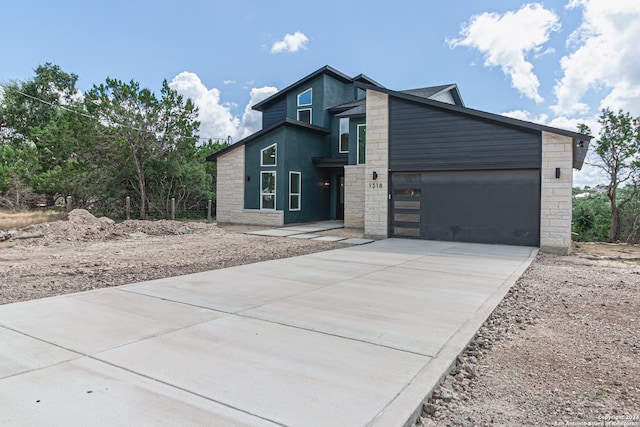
[609,204,620,242]
[132,153,146,220]
[607,184,620,242]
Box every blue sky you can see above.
[2,0,639,186]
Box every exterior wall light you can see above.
[555,168,561,179]
[246,175,251,182]
[323,180,330,187]
[372,171,378,180]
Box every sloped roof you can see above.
[356,82,592,169]
[328,84,465,118]
[401,84,464,106]
[400,85,453,98]
[252,65,385,112]
[328,99,366,118]
[205,118,331,162]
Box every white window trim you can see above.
[297,108,312,124]
[260,143,277,167]
[289,171,301,211]
[297,88,312,106]
[260,171,276,210]
[357,124,366,165]
[339,118,349,153]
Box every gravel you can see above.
[414,246,640,427]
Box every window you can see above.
[297,88,312,106]
[297,108,312,124]
[261,171,276,210]
[339,118,349,153]
[357,124,366,165]
[261,143,276,166]
[289,172,301,211]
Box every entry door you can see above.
[336,174,344,220]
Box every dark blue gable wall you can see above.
[243,126,332,223]
[244,128,285,210]
[262,97,287,128]
[389,98,542,171]
[283,127,332,224]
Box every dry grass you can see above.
[0,210,63,231]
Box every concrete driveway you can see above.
[0,239,536,427]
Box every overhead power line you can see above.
[12,89,232,144]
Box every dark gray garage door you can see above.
[390,170,540,246]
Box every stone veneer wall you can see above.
[216,145,245,224]
[216,145,284,226]
[364,91,389,239]
[344,165,365,228]
[540,131,573,254]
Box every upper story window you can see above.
[297,88,312,106]
[357,124,366,165]
[339,118,349,153]
[297,108,312,124]
[261,143,277,166]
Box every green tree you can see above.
[572,192,611,242]
[85,78,200,219]
[0,63,82,205]
[579,109,640,242]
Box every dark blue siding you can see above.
[262,97,287,128]
[389,98,541,171]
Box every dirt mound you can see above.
[8,209,214,245]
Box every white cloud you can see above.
[501,109,549,124]
[501,109,604,187]
[223,80,236,85]
[449,3,560,103]
[238,86,278,139]
[271,32,309,53]
[168,71,277,143]
[552,0,640,116]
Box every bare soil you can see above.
[416,243,640,427]
[0,209,349,305]
[2,210,639,427]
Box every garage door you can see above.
[390,170,540,246]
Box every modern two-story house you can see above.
[207,65,591,254]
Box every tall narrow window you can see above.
[289,171,301,211]
[261,143,277,166]
[339,118,349,153]
[357,124,366,165]
[261,171,276,210]
[297,108,312,124]
[297,88,312,106]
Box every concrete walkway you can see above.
[0,239,537,427]
[244,220,375,245]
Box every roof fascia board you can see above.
[205,118,330,162]
[430,84,465,107]
[252,65,353,111]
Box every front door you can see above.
[336,174,344,220]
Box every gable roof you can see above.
[205,118,331,162]
[252,65,385,112]
[356,82,592,169]
[401,84,464,106]
[327,84,465,118]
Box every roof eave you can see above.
[205,118,330,162]
[253,65,354,112]
[355,82,591,142]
